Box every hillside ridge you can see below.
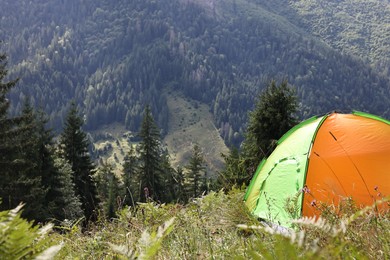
[1,0,389,147]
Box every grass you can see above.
[45,189,389,259]
[91,122,134,176]
[164,91,229,175]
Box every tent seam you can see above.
[299,113,330,218]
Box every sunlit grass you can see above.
[47,189,389,259]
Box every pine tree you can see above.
[19,101,83,222]
[159,148,176,202]
[60,102,99,222]
[172,166,186,203]
[33,108,64,220]
[95,162,120,219]
[0,49,26,212]
[122,145,140,206]
[16,100,47,221]
[217,147,248,190]
[241,80,298,178]
[50,156,83,222]
[137,105,166,202]
[185,144,206,199]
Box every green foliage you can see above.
[16,100,49,221]
[243,80,298,157]
[59,102,99,222]
[289,0,390,76]
[171,166,187,203]
[122,145,140,206]
[0,50,82,223]
[241,80,298,176]
[109,217,175,259]
[0,48,24,213]
[238,196,390,259]
[137,106,174,203]
[46,189,389,259]
[184,144,207,199]
[219,80,298,190]
[95,162,121,219]
[217,147,249,190]
[50,157,83,222]
[284,190,302,225]
[0,204,62,260]
[2,0,390,147]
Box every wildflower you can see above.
[310,200,316,207]
[302,185,310,194]
[144,187,150,200]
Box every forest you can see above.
[1,0,389,147]
[1,35,298,222]
[0,50,213,223]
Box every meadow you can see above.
[1,188,388,259]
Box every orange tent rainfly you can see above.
[244,111,390,227]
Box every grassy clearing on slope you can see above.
[90,123,134,175]
[164,91,229,174]
[89,91,229,176]
[49,189,389,259]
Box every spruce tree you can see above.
[172,166,186,203]
[122,145,140,206]
[137,105,166,202]
[0,49,26,212]
[159,148,176,202]
[241,80,298,178]
[95,162,120,219]
[217,147,247,191]
[33,108,83,222]
[60,102,99,222]
[19,102,83,222]
[50,156,83,222]
[185,144,206,199]
[16,100,47,221]
[33,108,64,220]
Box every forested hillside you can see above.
[1,0,389,146]
[288,0,390,76]
[252,0,390,76]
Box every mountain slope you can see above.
[242,0,390,76]
[164,91,229,173]
[1,0,389,146]
[288,0,390,76]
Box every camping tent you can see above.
[244,111,390,227]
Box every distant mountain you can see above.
[249,0,390,75]
[288,0,390,76]
[1,0,389,146]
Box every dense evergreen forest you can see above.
[1,0,389,146]
[0,48,295,224]
[288,0,390,76]
[1,49,213,222]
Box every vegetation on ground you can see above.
[3,189,387,259]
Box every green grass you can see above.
[1,190,388,259]
[91,123,134,176]
[164,91,229,174]
[46,189,389,259]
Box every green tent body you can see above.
[244,111,390,227]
